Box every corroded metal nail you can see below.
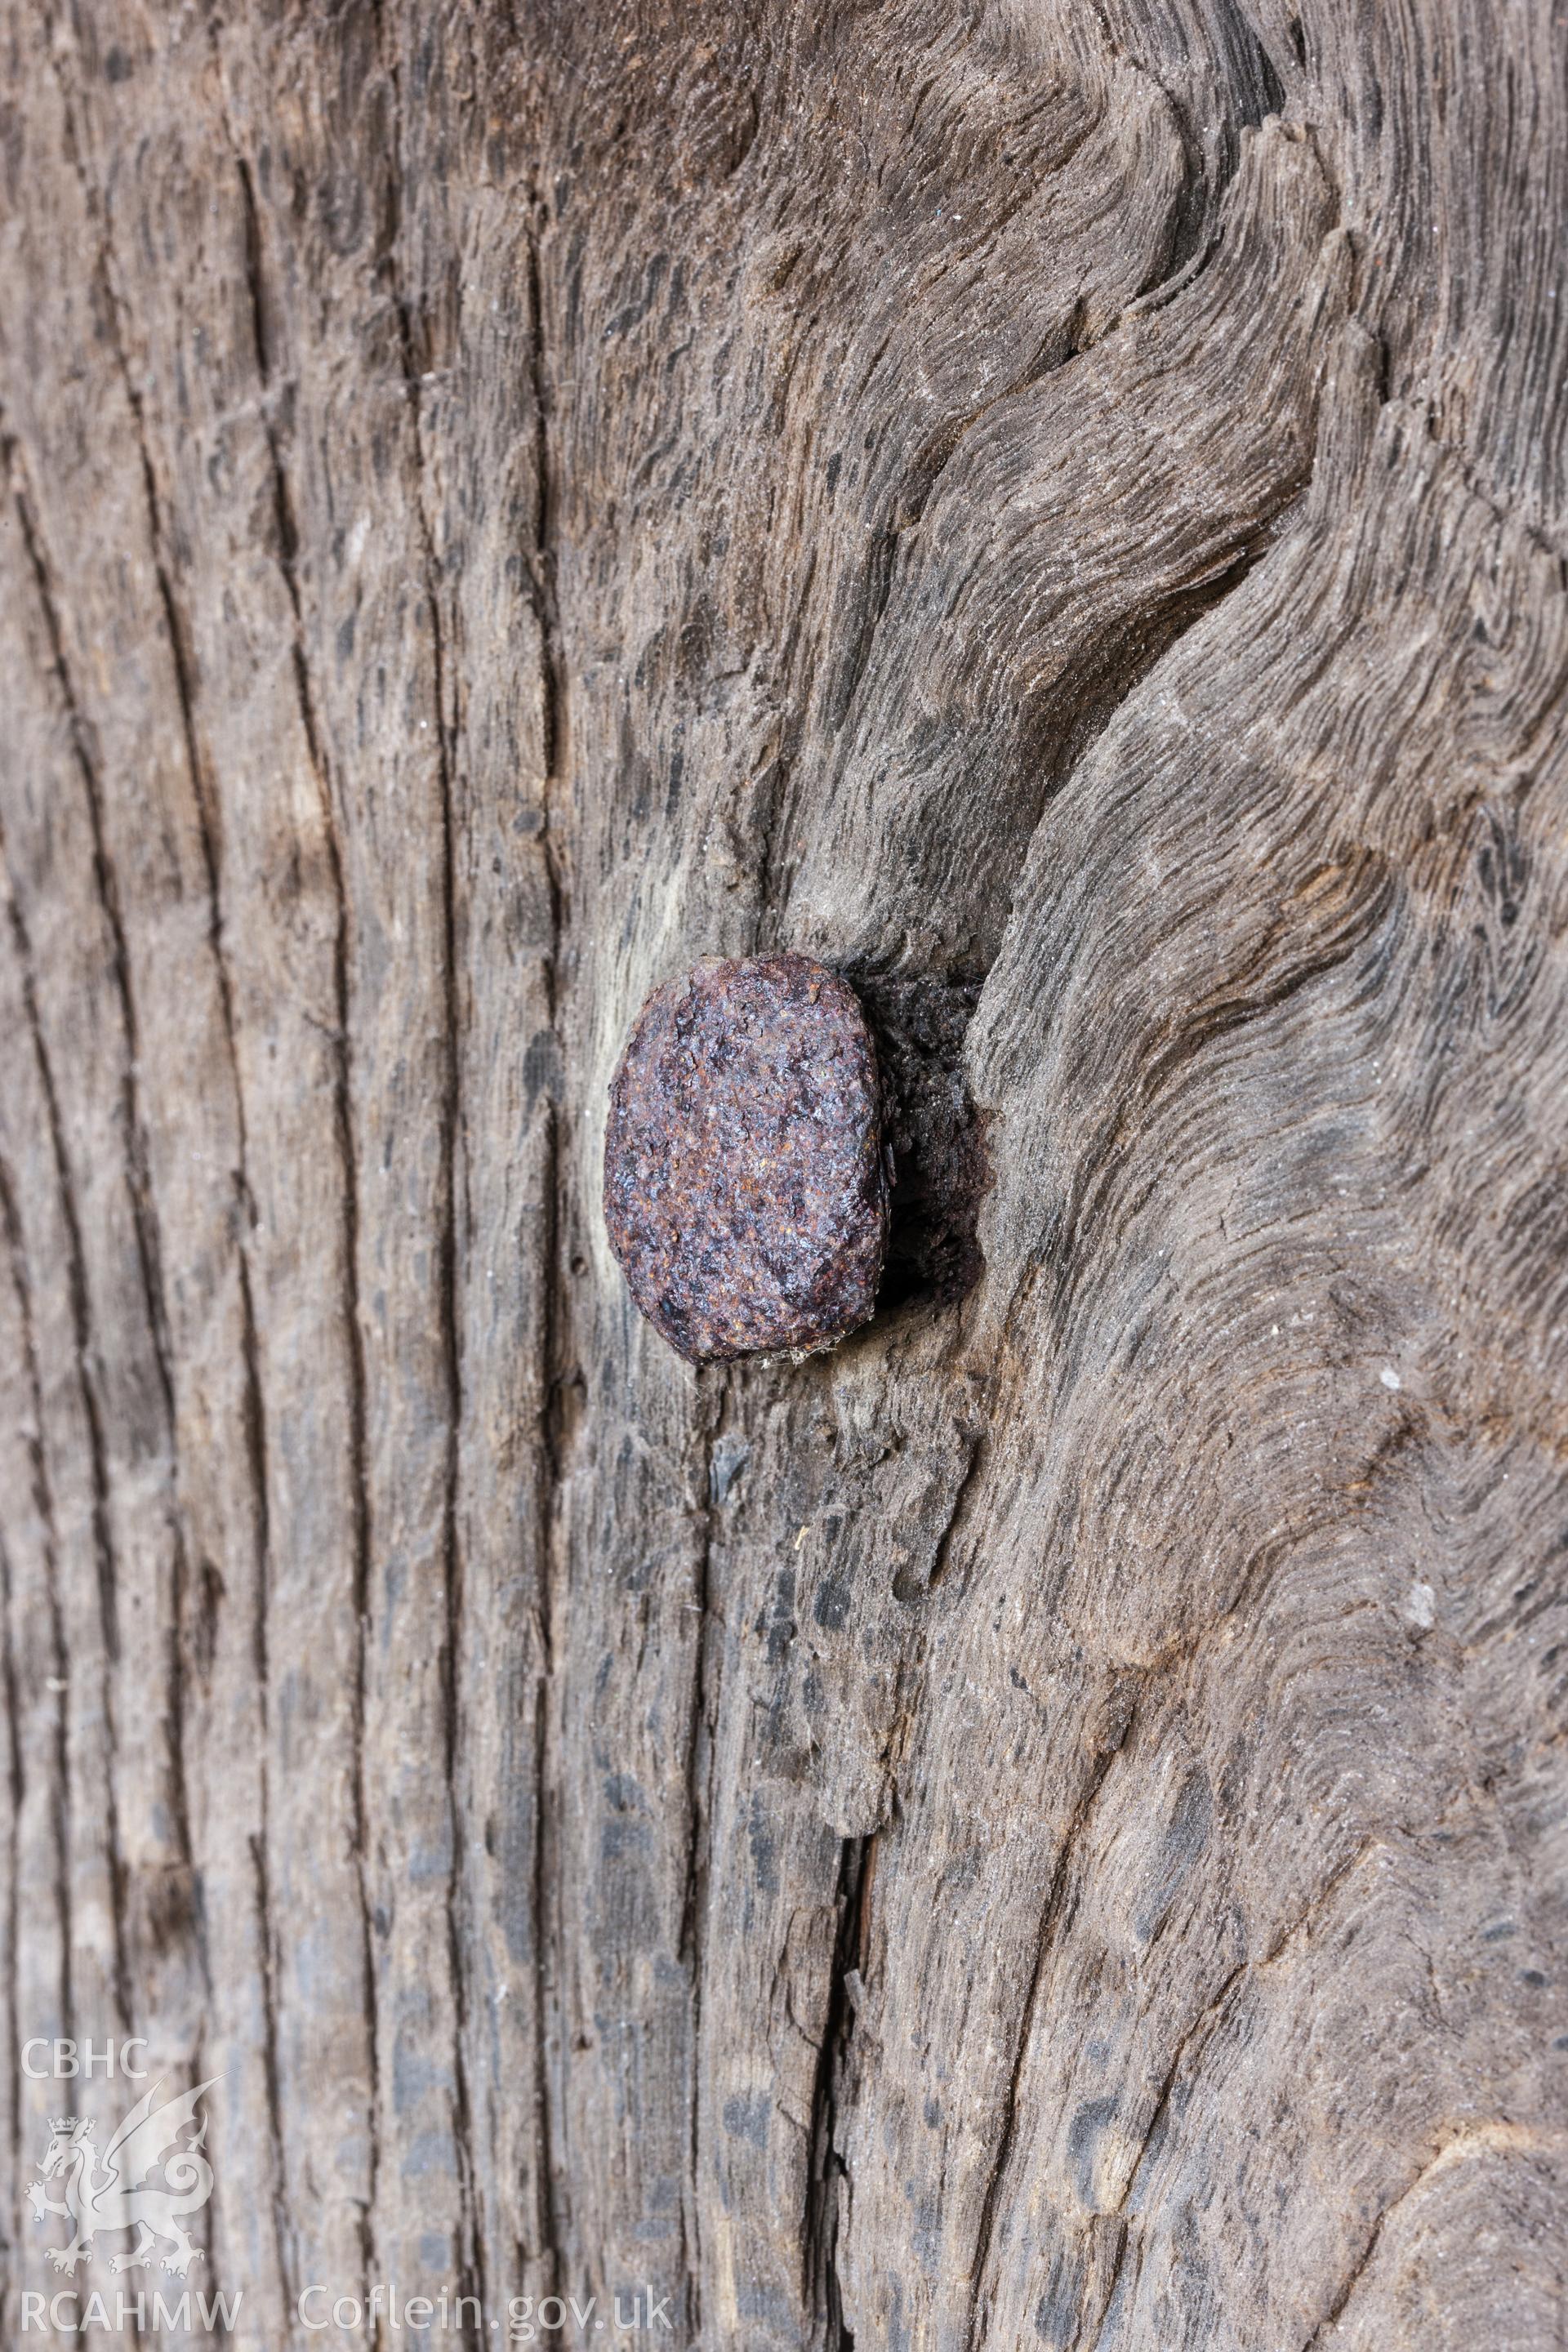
[603,953,888,1365]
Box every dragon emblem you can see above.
[29,2078,217,2276]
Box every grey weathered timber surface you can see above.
[1,2,1565,2347]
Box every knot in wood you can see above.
[604,954,888,1364]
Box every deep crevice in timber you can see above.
[523,169,570,2308]
[804,1833,872,2351]
[514,170,576,2314]
[676,1377,736,2346]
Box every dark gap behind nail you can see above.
[850,973,991,1313]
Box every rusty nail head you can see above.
[604,953,888,1364]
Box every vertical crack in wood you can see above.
[525,188,567,809]
[340,880,380,2332]
[245,1824,293,2317]
[804,1832,871,2352]
[679,1448,710,2344]
[529,1641,561,2293]
[531,1079,567,2287]
[524,171,571,2301]
[679,1386,733,2345]
[378,13,485,2331]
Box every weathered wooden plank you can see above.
[1,3,1563,2349]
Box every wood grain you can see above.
[1,2,1563,2346]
